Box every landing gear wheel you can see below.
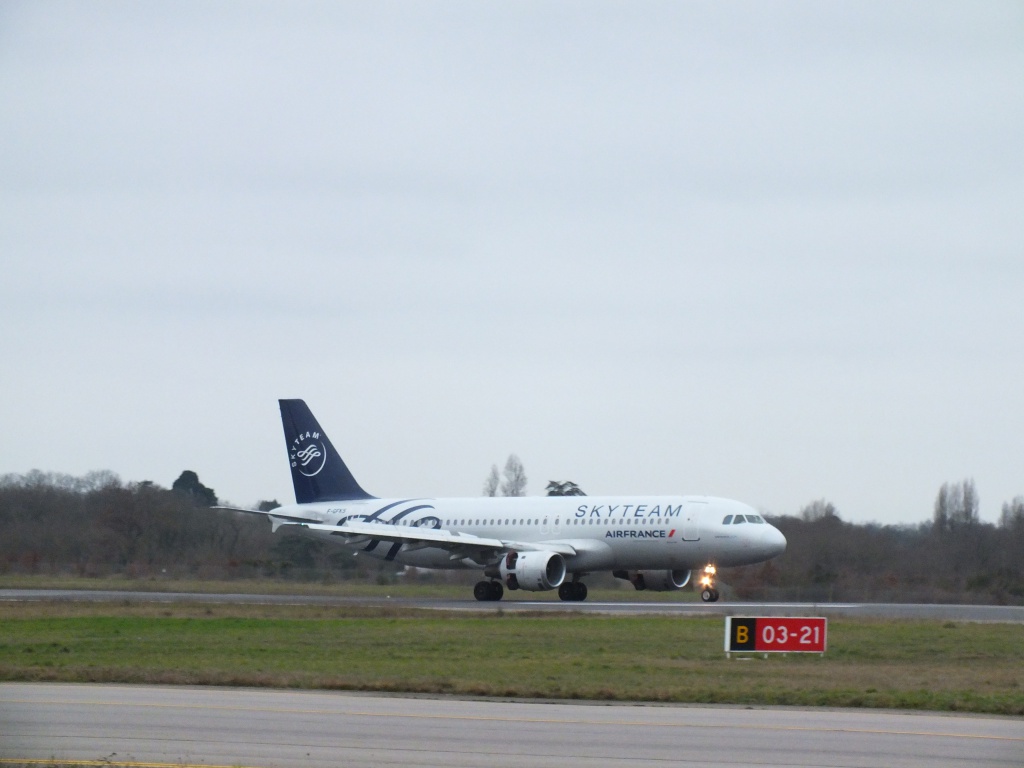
[475,581,504,601]
[558,582,588,601]
[701,587,720,603]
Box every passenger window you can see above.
[722,515,733,525]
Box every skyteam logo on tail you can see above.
[290,431,327,477]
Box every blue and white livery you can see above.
[219,400,787,602]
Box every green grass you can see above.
[1,602,1021,714]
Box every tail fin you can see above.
[278,399,374,503]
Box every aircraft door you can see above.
[682,500,705,541]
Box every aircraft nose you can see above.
[765,524,787,558]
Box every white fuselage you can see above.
[269,494,787,573]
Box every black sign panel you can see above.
[728,617,757,651]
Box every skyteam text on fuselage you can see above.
[216,400,787,602]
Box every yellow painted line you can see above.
[3,696,1022,743]
[0,761,261,768]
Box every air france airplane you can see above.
[218,400,786,602]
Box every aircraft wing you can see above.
[295,520,577,561]
[215,507,577,561]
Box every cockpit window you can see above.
[732,516,746,524]
[722,515,733,525]
[746,514,765,524]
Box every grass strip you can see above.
[0,603,1021,715]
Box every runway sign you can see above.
[725,616,827,656]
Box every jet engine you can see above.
[494,550,566,591]
[615,569,691,591]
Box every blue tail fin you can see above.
[278,399,375,503]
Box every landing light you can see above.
[699,564,716,588]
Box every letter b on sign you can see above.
[729,618,756,651]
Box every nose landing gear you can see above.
[698,565,719,602]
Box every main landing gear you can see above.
[698,564,720,602]
[474,579,588,601]
[558,581,588,602]
[474,580,504,601]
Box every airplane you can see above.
[216,399,787,602]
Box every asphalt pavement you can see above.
[2,683,1022,768]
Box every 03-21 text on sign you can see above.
[725,617,827,656]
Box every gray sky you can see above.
[2,2,1022,524]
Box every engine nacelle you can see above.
[496,550,566,591]
[615,569,691,591]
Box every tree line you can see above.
[727,481,1024,604]
[0,470,1021,603]
[0,470,389,582]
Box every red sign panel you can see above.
[726,617,827,654]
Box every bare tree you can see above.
[959,478,979,527]
[934,478,979,531]
[500,455,527,497]
[1000,496,1024,529]
[934,482,952,531]
[482,465,500,497]
[799,499,839,522]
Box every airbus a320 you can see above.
[217,400,787,602]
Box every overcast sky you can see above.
[2,2,1022,524]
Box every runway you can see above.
[3,588,1023,622]
[2,683,1021,768]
